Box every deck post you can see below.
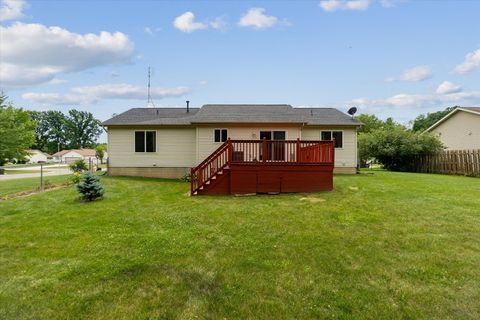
[227,138,232,163]
[262,138,267,162]
[296,138,301,163]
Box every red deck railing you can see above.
[191,139,334,195]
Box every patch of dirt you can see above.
[0,183,71,200]
[299,197,326,203]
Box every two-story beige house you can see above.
[103,104,362,179]
[426,107,480,150]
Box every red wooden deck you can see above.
[191,139,334,196]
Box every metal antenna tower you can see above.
[147,66,155,107]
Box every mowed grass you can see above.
[0,171,479,319]
[0,175,71,198]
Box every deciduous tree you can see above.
[65,110,102,149]
[411,106,456,132]
[0,95,36,165]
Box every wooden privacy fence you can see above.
[411,149,480,177]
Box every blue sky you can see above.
[1,0,480,126]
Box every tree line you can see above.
[0,95,103,165]
[29,109,102,155]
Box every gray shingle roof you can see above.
[103,104,362,126]
[102,108,200,126]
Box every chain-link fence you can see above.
[0,160,105,197]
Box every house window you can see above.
[135,131,156,152]
[214,129,228,143]
[321,130,343,148]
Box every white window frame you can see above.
[213,128,228,143]
[134,130,157,153]
[321,130,344,149]
[258,130,289,140]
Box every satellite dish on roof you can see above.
[347,106,357,116]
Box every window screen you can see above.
[135,131,156,152]
[146,131,156,152]
[332,131,343,148]
[321,131,343,148]
[321,131,332,141]
[135,131,145,152]
[214,129,228,142]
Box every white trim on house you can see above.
[133,130,158,153]
[213,128,228,144]
[320,130,344,150]
[425,107,480,132]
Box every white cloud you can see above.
[0,22,134,87]
[454,48,480,74]
[47,78,68,85]
[144,26,161,35]
[22,83,190,105]
[238,8,278,29]
[173,11,208,33]
[379,0,407,8]
[351,90,480,109]
[72,83,190,100]
[319,0,370,11]
[0,0,26,21]
[387,65,432,82]
[436,81,462,95]
[21,93,96,105]
[144,26,153,35]
[210,16,227,31]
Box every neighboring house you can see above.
[25,149,50,164]
[103,104,362,181]
[425,107,480,150]
[52,149,97,163]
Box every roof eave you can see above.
[424,107,480,132]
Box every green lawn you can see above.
[0,171,479,319]
[0,174,72,198]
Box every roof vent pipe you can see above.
[186,100,190,113]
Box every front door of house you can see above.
[260,131,286,161]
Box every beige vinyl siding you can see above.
[430,111,480,150]
[301,127,358,168]
[196,126,302,164]
[108,127,196,167]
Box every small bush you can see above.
[180,172,191,182]
[76,172,104,201]
[359,127,444,171]
[69,172,82,185]
[69,160,88,173]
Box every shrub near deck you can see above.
[0,171,479,319]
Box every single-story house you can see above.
[103,104,362,181]
[425,107,480,150]
[52,149,97,163]
[25,149,51,164]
